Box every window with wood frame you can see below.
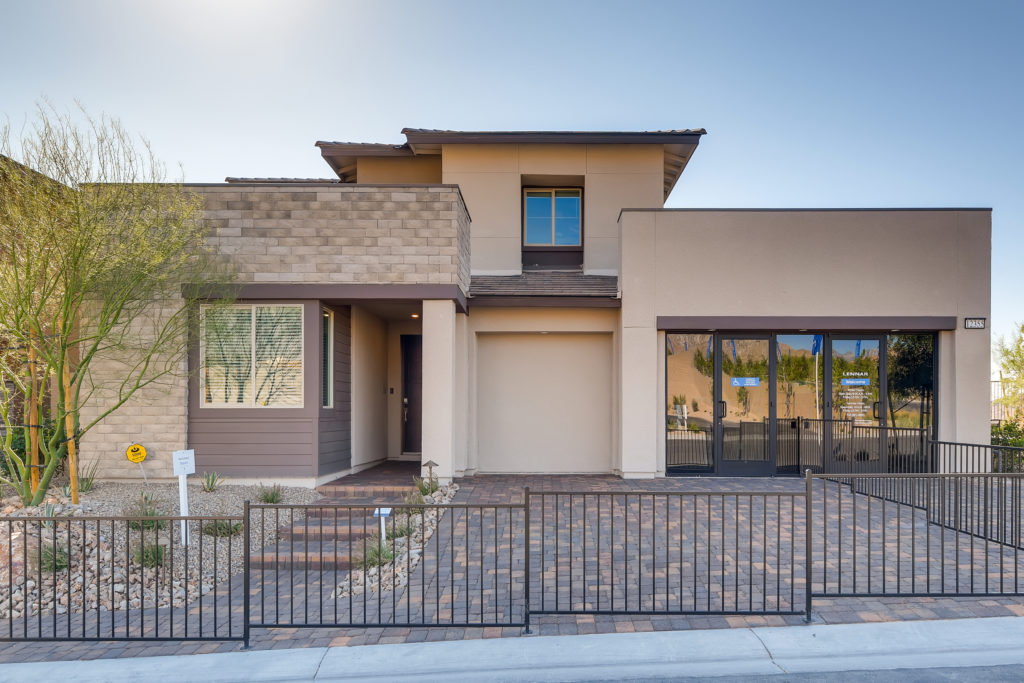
[523,188,582,246]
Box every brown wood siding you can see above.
[188,301,321,478]
[318,305,352,476]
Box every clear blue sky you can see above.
[3,0,1021,357]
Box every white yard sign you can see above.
[172,449,196,544]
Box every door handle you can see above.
[872,401,879,420]
[718,400,727,419]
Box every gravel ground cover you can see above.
[0,481,321,622]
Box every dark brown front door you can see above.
[401,335,423,453]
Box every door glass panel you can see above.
[886,334,933,430]
[720,338,769,463]
[775,334,824,470]
[665,333,714,469]
[831,338,881,465]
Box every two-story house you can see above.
[80,128,992,483]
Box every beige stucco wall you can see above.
[350,306,387,468]
[441,144,663,276]
[356,157,442,184]
[464,308,621,475]
[619,209,992,475]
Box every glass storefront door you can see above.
[666,331,936,476]
[716,336,774,475]
[828,337,885,472]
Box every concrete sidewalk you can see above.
[4,616,1024,682]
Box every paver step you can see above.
[315,484,418,500]
[248,549,357,571]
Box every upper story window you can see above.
[524,189,582,247]
[201,304,304,408]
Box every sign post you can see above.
[172,449,196,545]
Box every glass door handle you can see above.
[718,400,727,418]
[872,401,879,419]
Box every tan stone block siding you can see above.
[78,298,188,480]
[190,184,470,293]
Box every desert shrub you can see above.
[202,519,243,537]
[256,483,283,504]
[414,474,438,496]
[201,471,223,492]
[132,543,165,568]
[357,535,395,568]
[40,544,70,573]
[125,492,167,531]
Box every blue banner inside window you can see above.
[841,378,871,386]
[731,377,760,387]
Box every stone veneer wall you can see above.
[78,298,187,479]
[195,183,471,292]
[79,183,470,481]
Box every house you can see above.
[79,129,991,483]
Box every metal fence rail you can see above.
[246,501,528,631]
[528,490,806,616]
[809,472,1024,601]
[0,514,244,643]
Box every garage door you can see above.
[476,333,613,473]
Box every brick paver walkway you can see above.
[2,472,1024,663]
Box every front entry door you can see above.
[826,336,885,473]
[401,335,423,453]
[715,336,774,476]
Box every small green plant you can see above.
[691,399,698,412]
[386,520,413,540]
[413,475,438,496]
[61,483,72,498]
[125,492,167,531]
[132,543,166,568]
[202,519,243,537]
[41,502,57,528]
[257,483,283,504]
[201,471,224,493]
[40,544,70,573]
[77,459,100,494]
[687,422,703,433]
[357,535,395,568]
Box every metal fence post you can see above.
[804,469,813,622]
[243,499,251,649]
[523,486,532,634]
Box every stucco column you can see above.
[421,299,457,483]
[619,210,660,478]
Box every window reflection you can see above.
[887,334,934,430]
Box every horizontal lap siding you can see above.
[189,417,317,476]
[188,300,322,479]
[319,305,352,476]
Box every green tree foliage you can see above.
[0,102,235,505]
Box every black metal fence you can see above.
[528,491,805,617]
[0,514,244,643]
[246,501,527,631]
[3,440,1024,647]
[809,473,1024,602]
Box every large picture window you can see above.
[524,188,581,246]
[201,304,304,408]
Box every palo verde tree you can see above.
[0,102,234,506]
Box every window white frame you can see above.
[321,307,334,409]
[199,303,305,409]
[522,187,583,247]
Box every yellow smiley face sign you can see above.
[126,444,147,463]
